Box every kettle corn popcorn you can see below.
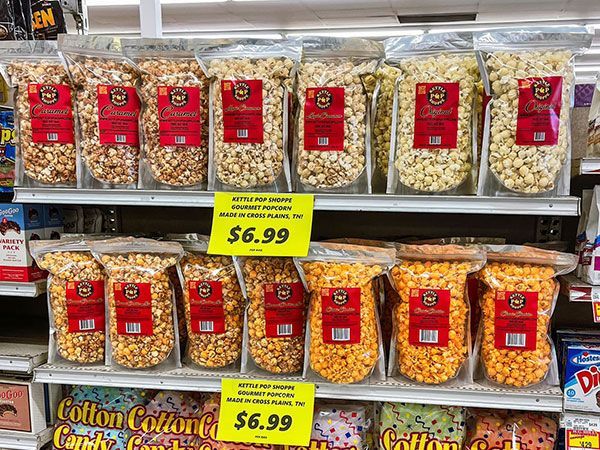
[30,239,105,364]
[91,237,183,369]
[238,257,307,374]
[475,27,593,195]
[297,243,393,384]
[389,245,485,384]
[477,245,576,387]
[385,33,479,194]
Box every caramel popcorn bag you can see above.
[475,26,593,197]
[388,244,486,385]
[30,238,106,365]
[235,256,308,376]
[0,40,77,188]
[90,237,183,370]
[296,242,394,384]
[475,245,577,388]
[385,32,480,195]
[171,234,245,371]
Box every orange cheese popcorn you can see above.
[389,244,484,384]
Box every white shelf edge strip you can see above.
[33,365,563,412]
[0,343,48,374]
[0,427,53,450]
[13,188,580,216]
[0,280,46,298]
[579,158,600,175]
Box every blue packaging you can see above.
[0,111,15,193]
[564,342,600,413]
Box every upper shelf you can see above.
[560,274,600,302]
[0,342,48,374]
[0,280,46,298]
[13,188,580,216]
[574,157,600,175]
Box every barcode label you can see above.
[79,319,95,331]
[175,136,186,144]
[125,322,141,334]
[47,132,58,142]
[318,137,329,146]
[429,136,441,145]
[419,329,438,344]
[115,134,127,143]
[332,328,350,341]
[534,132,546,142]
[237,129,248,138]
[277,324,292,336]
[200,321,214,332]
[505,333,526,347]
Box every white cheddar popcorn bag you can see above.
[385,32,480,195]
[475,26,593,197]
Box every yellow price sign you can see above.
[217,379,315,446]
[593,300,600,323]
[568,430,600,450]
[208,192,314,257]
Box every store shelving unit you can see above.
[575,157,600,175]
[0,281,46,298]
[33,364,563,412]
[560,274,599,302]
[0,427,53,450]
[13,188,580,216]
[0,343,47,374]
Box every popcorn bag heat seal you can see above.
[475,26,593,197]
[123,38,209,191]
[292,37,382,194]
[90,237,183,370]
[0,40,77,188]
[30,238,106,366]
[59,35,142,190]
[385,32,480,195]
[295,242,393,384]
[196,39,301,192]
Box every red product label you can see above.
[114,282,153,335]
[221,79,263,144]
[65,280,105,333]
[494,291,538,351]
[28,83,75,144]
[303,87,345,151]
[321,287,361,345]
[97,85,141,146]
[413,82,459,149]
[157,85,201,147]
[408,288,450,347]
[188,280,225,334]
[264,282,305,338]
[516,76,563,146]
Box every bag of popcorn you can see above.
[385,32,480,195]
[475,26,593,196]
[196,39,300,193]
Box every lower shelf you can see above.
[0,427,52,450]
[33,364,563,412]
[0,281,46,298]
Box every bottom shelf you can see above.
[0,427,52,450]
[33,364,563,412]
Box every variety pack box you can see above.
[0,378,47,434]
[564,342,600,413]
[0,204,45,282]
[43,205,63,240]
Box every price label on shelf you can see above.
[208,192,314,257]
[565,415,600,450]
[593,301,600,323]
[217,378,315,446]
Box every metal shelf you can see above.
[13,188,580,216]
[560,274,600,302]
[0,343,47,374]
[0,281,45,298]
[33,364,563,412]
[0,427,52,450]
[575,157,600,175]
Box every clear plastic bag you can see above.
[475,244,577,388]
[30,238,105,365]
[295,242,393,384]
[0,40,77,187]
[388,244,485,385]
[293,37,382,194]
[173,234,244,369]
[588,76,600,157]
[475,26,593,196]
[90,237,183,370]
[59,35,142,189]
[576,189,593,279]
[235,256,307,375]
[196,39,300,192]
[385,32,479,195]
[581,185,600,285]
[124,38,209,190]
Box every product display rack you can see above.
[0,280,46,298]
[0,342,47,374]
[13,188,580,216]
[0,427,53,450]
